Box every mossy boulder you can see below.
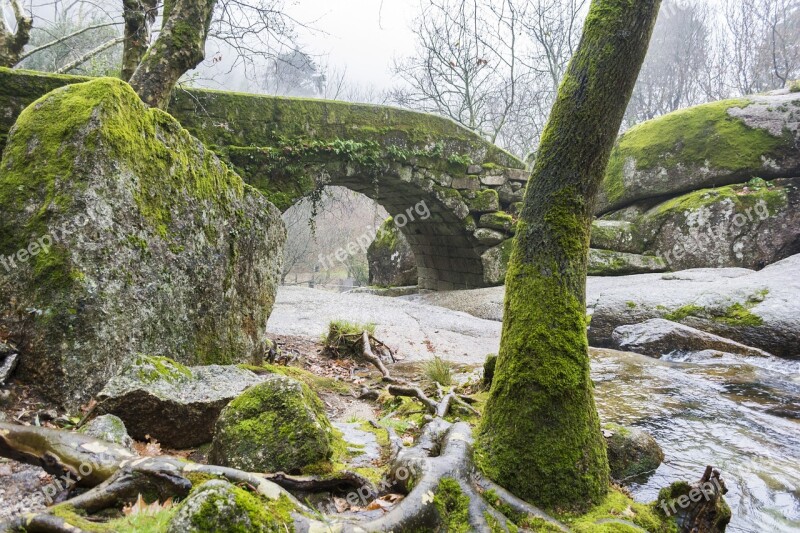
[367,217,417,287]
[598,92,800,214]
[588,249,667,276]
[167,480,293,532]
[590,220,646,254]
[79,414,134,450]
[209,375,335,473]
[0,78,285,407]
[96,355,264,448]
[603,423,664,482]
[640,178,800,271]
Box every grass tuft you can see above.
[424,356,453,386]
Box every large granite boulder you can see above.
[593,178,800,271]
[96,355,263,448]
[611,319,772,358]
[209,375,334,473]
[588,254,800,359]
[367,217,417,287]
[0,78,285,407]
[597,90,800,214]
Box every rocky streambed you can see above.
[270,271,800,533]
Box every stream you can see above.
[269,286,800,532]
[591,348,800,532]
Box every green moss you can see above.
[478,211,515,232]
[131,354,193,384]
[558,488,677,532]
[664,301,763,327]
[715,303,764,327]
[604,98,788,203]
[651,181,788,219]
[0,77,247,314]
[476,217,609,512]
[51,503,178,533]
[323,320,376,358]
[371,217,399,251]
[210,377,334,473]
[433,478,471,532]
[239,363,352,395]
[664,304,705,322]
[184,482,293,532]
[789,80,800,93]
[464,189,500,212]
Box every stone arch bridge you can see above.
[0,68,528,290]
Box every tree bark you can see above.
[121,0,158,82]
[475,0,661,512]
[0,0,32,67]
[128,0,216,108]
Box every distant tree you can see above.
[262,48,324,97]
[475,0,661,511]
[625,0,713,124]
[0,0,31,67]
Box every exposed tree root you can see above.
[0,336,725,532]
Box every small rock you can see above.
[611,318,772,358]
[167,480,289,532]
[0,352,18,386]
[473,228,506,246]
[209,375,335,473]
[97,355,263,448]
[79,415,134,450]
[603,423,664,481]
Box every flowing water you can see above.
[590,348,800,533]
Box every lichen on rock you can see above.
[0,77,285,407]
[209,375,335,473]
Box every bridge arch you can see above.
[0,68,530,290]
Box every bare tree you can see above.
[0,0,31,66]
[391,0,524,142]
[121,0,157,81]
[625,0,713,124]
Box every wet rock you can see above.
[209,375,334,473]
[603,423,664,481]
[96,355,263,448]
[167,480,289,533]
[0,78,285,408]
[79,414,134,450]
[588,254,800,358]
[367,217,417,287]
[611,319,772,358]
[588,249,667,276]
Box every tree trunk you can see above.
[475,0,661,512]
[121,0,158,81]
[0,0,32,67]
[128,0,216,108]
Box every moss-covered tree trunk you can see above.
[475,0,661,512]
[121,0,158,81]
[128,0,216,108]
